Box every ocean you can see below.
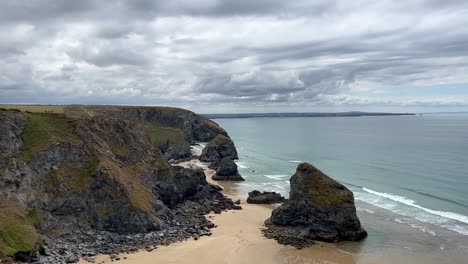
[196,114,468,263]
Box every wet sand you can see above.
[79,159,355,264]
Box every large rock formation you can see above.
[247,190,286,204]
[263,163,367,248]
[200,135,238,162]
[0,110,237,262]
[211,158,245,181]
[100,106,228,160]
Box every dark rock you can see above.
[0,109,241,263]
[66,255,80,263]
[0,111,25,156]
[155,166,208,208]
[200,135,238,162]
[247,190,286,204]
[211,158,245,181]
[263,162,367,248]
[160,142,192,161]
[101,106,228,143]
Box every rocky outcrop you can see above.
[263,163,367,248]
[102,106,229,142]
[200,135,238,162]
[247,190,286,204]
[0,110,238,262]
[212,158,245,181]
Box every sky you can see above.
[1,0,468,113]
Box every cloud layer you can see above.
[1,0,468,112]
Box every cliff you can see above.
[0,109,237,262]
[100,106,228,160]
[0,105,229,161]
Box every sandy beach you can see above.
[79,160,355,264]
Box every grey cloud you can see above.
[1,0,468,111]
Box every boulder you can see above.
[200,135,238,162]
[263,162,367,248]
[212,158,245,181]
[247,190,286,204]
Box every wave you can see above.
[357,187,468,236]
[192,162,208,168]
[264,174,289,180]
[190,143,207,156]
[357,208,375,214]
[235,162,249,169]
[289,160,302,163]
[403,187,468,210]
[393,218,436,236]
[362,188,468,224]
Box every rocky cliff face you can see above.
[100,107,228,160]
[263,163,367,248]
[0,110,236,262]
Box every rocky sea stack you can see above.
[263,162,367,248]
[199,134,238,162]
[211,158,245,181]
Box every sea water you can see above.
[206,114,468,261]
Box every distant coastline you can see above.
[203,111,415,119]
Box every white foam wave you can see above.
[357,208,375,214]
[409,223,437,236]
[357,187,468,236]
[190,143,207,156]
[264,174,289,180]
[235,162,249,169]
[193,162,208,168]
[289,160,302,163]
[362,188,468,224]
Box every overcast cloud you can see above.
[1,0,468,113]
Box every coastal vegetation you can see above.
[0,106,231,261]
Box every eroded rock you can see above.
[200,135,238,162]
[247,190,286,204]
[263,162,367,248]
[211,158,245,181]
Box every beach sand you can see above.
[79,159,356,264]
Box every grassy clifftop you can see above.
[20,113,81,160]
[1,104,227,148]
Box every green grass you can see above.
[0,104,64,114]
[20,113,81,160]
[43,157,100,193]
[209,134,232,145]
[25,210,41,228]
[144,124,185,146]
[0,201,39,258]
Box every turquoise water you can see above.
[209,114,468,258]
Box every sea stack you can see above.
[263,162,367,248]
[199,134,238,162]
[212,157,245,181]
